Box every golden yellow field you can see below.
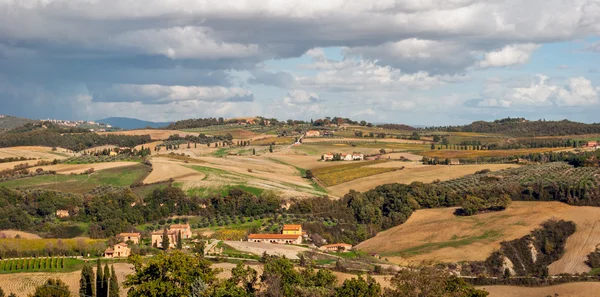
[312,161,398,187]
[37,162,139,174]
[327,163,519,197]
[356,201,600,274]
[480,282,600,297]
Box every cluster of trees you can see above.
[461,220,576,278]
[586,248,600,269]
[458,195,511,216]
[80,260,119,297]
[377,124,416,131]
[119,251,487,297]
[165,117,225,129]
[427,117,600,136]
[0,123,151,151]
[0,156,37,164]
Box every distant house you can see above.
[104,242,130,258]
[151,230,177,249]
[170,223,193,239]
[118,232,141,245]
[248,224,304,245]
[247,234,302,244]
[340,153,354,161]
[352,153,364,161]
[586,141,599,148]
[109,151,118,156]
[305,130,321,138]
[319,243,353,252]
[322,153,334,161]
[55,210,69,218]
[449,159,460,165]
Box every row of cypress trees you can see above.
[79,259,119,297]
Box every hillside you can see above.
[355,201,600,274]
[97,117,171,130]
[432,118,600,136]
[0,115,34,131]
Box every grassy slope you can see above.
[0,163,150,194]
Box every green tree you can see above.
[177,230,183,250]
[0,287,4,297]
[29,279,71,297]
[124,251,217,297]
[269,144,274,153]
[433,135,441,142]
[109,265,119,297]
[103,263,110,297]
[79,263,95,297]
[96,259,103,297]
[385,266,488,297]
[335,275,381,297]
[461,195,487,216]
[305,170,313,179]
[162,227,170,250]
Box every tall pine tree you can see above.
[96,259,103,297]
[162,228,170,250]
[109,265,119,297]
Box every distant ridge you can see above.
[96,117,171,130]
[0,115,34,131]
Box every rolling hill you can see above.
[0,115,34,131]
[97,117,171,130]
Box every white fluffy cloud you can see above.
[477,75,599,107]
[90,84,254,103]
[477,44,540,68]
[283,90,320,105]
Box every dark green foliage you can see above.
[80,264,95,297]
[0,122,151,151]
[96,259,103,297]
[586,248,600,269]
[30,279,71,297]
[109,265,119,297]
[177,230,183,250]
[430,117,600,136]
[335,275,381,297]
[261,256,336,297]
[162,228,170,250]
[386,266,488,297]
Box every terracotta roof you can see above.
[248,234,301,240]
[116,242,128,247]
[119,233,141,237]
[104,248,114,253]
[282,224,302,231]
[170,224,190,229]
[152,230,177,235]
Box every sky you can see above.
[1,0,600,125]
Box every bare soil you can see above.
[480,282,600,297]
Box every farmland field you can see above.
[480,282,600,297]
[419,147,567,158]
[312,161,398,186]
[356,201,600,274]
[327,163,519,197]
[0,163,150,194]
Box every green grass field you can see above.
[0,257,85,274]
[0,164,150,194]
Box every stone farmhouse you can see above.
[247,224,304,245]
[104,242,130,258]
[118,232,141,244]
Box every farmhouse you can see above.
[586,141,598,148]
[322,152,364,161]
[55,209,69,218]
[305,130,321,137]
[151,230,178,249]
[319,243,353,252]
[170,223,193,239]
[118,232,141,244]
[340,153,354,161]
[247,224,303,244]
[449,159,460,165]
[104,242,130,258]
[352,153,364,161]
[322,153,334,161]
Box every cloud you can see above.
[584,41,600,52]
[283,90,320,105]
[477,44,540,68]
[472,75,599,108]
[89,84,254,104]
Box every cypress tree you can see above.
[162,228,170,250]
[102,263,110,297]
[96,260,103,297]
[108,265,119,297]
[177,230,183,250]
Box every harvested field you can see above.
[356,201,600,274]
[480,282,600,297]
[419,147,566,159]
[327,164,519,197]
[0,147,71,160]
[312,161,398,187]
[301,138,429,144]
[144,158,205,184]
[37,162,139,174]
[223,241,311,259]
[0,230,41,239]
[0,262,132,297]
[135,141,163,155]
[99,129,196,140]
